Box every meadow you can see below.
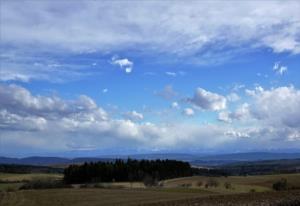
[0,172,63,192]
[1,173,300,205]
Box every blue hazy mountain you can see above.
[1,152,300,166]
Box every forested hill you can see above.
[63,159,193,184]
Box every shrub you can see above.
[158,181,164,187]
[273,178,288,191]
[179,183,191,188]
[94,183,106,188]
[79,184,89,188]
[206,178,219,187]
[196,181,203,187]
[250,188,256,193]
[277,199,300,206]
[143,175,158,187]
[224,182,232,189]
[20,178,70,190]
[5,187,16,192]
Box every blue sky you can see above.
[0,1,300,157]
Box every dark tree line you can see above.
[0,164,63,174]
[63,159,193,184]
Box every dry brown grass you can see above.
[0,188,214,206]
[1,173,300,205]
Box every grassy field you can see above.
[0,173,300,205]
[0,188,214,206]
[163,173,300,194]
[1,187,299,206]
[0,173,63,192]
[146,190,300,206]
[0,173,63,182]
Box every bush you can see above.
[79,184,89,188]
[273,178,288,191]
[143,175,158,187]
[5,187,16,192]
[196,181,203,187]
[224,182,232,189]
[250,188,256,193]
[20,178,70,190]
[179,183,191,188]
[158,181,164,187]
[206,178,219,187]
[94,183,106,188]
[277,198,300,206]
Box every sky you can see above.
[0,1,300,157]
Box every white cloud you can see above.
[1,1,300,83]
[0,84,107,122]
[227,92,240,102]
[224,130,250,138]
[0,59,93,83]
[1,84,300,154]
[183,108,194,117]
[111,57,133,73]
[245,86,264,97]
[218,103,250,123]
[0,84,244,153]
[1,1,300,55]
[102,88,108,93]
[232,84,245,92]
[171,102,179,109]
[250,86,300,128]
[189,88,226,111]
[123,110,144,121]
[165,72,177,77]
[218,111,232,123]
[273,62,288,75]
[220,86,300,143]
[155,85,177,100]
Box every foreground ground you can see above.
[1,173,300,205]
[1,188,299,206]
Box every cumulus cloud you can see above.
[182,108,195,117]
[123,110,144,121]
[218,103,250,123]
[111,57,133,73]
[219,86,300,143]
[250,86,300,128]
[0,84,256,154]
[273,62,288,75]
[1,84,300,155]
[189,88,226,111]
[245,86,264,97]
[0,84,107,124]
[0,109,47,131]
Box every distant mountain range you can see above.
[1,152,300,166]
[0,156,113,166]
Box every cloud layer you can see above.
[2,1,300,54]
[1,84,299,155]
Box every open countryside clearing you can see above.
[1,173,300,205]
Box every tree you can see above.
[273,178,288,191]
